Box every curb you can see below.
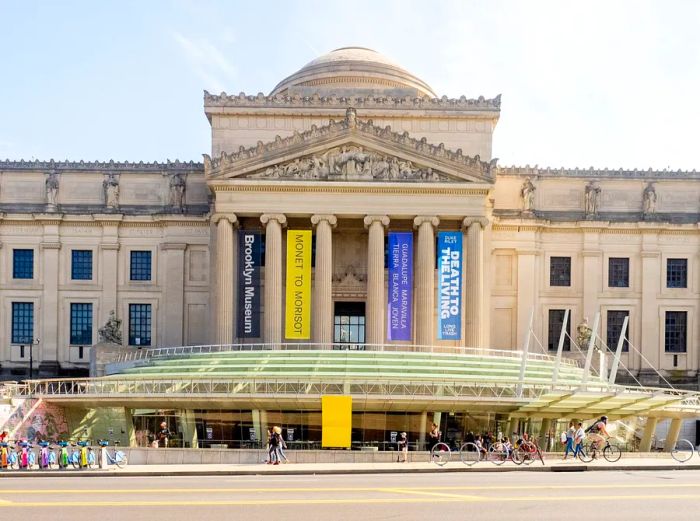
[2,463,700,477]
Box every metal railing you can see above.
[113,343,582,367]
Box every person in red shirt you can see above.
[0,430,9,443]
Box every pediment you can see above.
[204,108,496,184]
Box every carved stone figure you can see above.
[584,181,601,218]
[576,317,592,348]
[45,171,59,210]
[642,182,657,217]
[98,310,122,345]
[103,173,120,209]
[520,177,536,212]
[169,173,186,210]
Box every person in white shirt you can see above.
[573,422,585,459]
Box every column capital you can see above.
[462,216,489,230]
[364,215,390,229]
[413,216,439,229]
[260,213,287,227]
[311,214,337,228]
[211,213,238,226]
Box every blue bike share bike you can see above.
[97,440,128,468]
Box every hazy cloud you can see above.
[172,31,237,93]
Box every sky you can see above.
[1,0,699,170]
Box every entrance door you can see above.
[333,302,365,349]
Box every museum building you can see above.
[1,47,700,450]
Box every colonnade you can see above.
[214,213,488,347]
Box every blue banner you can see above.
[237,230,261,338]
[387,232,413,341]
[437,231,462,340]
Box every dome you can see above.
[270,47,436,98]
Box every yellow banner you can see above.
[322,395,352,448]
[285,229,312,339]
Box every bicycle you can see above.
[97,440,128,468]
[430,442,451,466]
[578,437,622,463]
[670,439,695,463]
[513,440,545,466]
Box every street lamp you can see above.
[24,338,40,380]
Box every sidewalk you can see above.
[2,456,700,477]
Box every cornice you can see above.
[496,165,700,180]
[0,159,203,173]
[204,108,496,182]
[203,90,501,112]
[210,181,490,196]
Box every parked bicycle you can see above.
[97,439,128,468]
[578,437,622,463]
[670,439,696,463]
[512,440,545,466]
[430,442,451,466]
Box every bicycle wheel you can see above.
[488,444,508,466]
[671,439,695,463]
[9,454,19,470]
[580,442,597,463]
[70,452,80,469]
[28,452,36,469]
[430,442,451,466]
[48,452,58,470]
[519,442,535,466]
[115,451,127,469]
[87,451,96,468]
[459,442,480,466]
[603,443,622,463]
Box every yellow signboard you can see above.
[285,229,312,339]
[322,395,352,448]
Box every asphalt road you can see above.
[2,470,700,521]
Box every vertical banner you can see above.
[285,229,312,339]
[437,231,462,340]
[237,230,261,338]
[387,232,413,341]
[321,395,352,448]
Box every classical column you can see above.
[462,217,488,348]
[311,214,337,347]
[214,214,237,345]
[364,215,389,346]
[413,216,439,347]
[261,214,287,345]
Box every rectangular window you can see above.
[608,257,629,288]
[665,311,687,353]
[71,250,93,280]
[129,304,152,346]
[130,251,152,281]
[606,310,629,352]
[70,303,93,345]
[548,309,571,351]
[13,249,34,279]
[549,256,571,287]
[667,258,688,289]
[11,302,34,344]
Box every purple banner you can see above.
[387,232,413,341]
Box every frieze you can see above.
[497,165,700,180]
[204,90,501,111]
[204,108,496,181]
[0,158,203,173]
[250,146,452,182]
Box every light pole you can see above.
[28,338,40,380]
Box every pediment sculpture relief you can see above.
[251,146,452,182]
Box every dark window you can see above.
[549,257,571,287]
[130,251,152,281]
[667,258,688,288]
[548,309,571,351]
[70,303,93,345]
[665,311,687,353]
[606,310,629,352]
[129,304,152,346]
[71,250,93,280]
[11,302,33,344]
[333,302,366,346]
[608,257,629,288]
[13,249,34,279]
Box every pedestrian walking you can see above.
[428,422,441,450]
[563,421,575,460]
[274,426,289,464]
[397,432,408,462]
[573,422,585,459]
[267,427,279,464]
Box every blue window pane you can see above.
[11,302,34,344]
[70,303,93,345]
[129,304,152,346]
[71,250,93,280]
[130,251,152,281]
[13,249,34,279]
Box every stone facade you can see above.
[1,47,699,387]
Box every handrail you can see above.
[112,343,582,367]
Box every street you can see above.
[1,470,700,520]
